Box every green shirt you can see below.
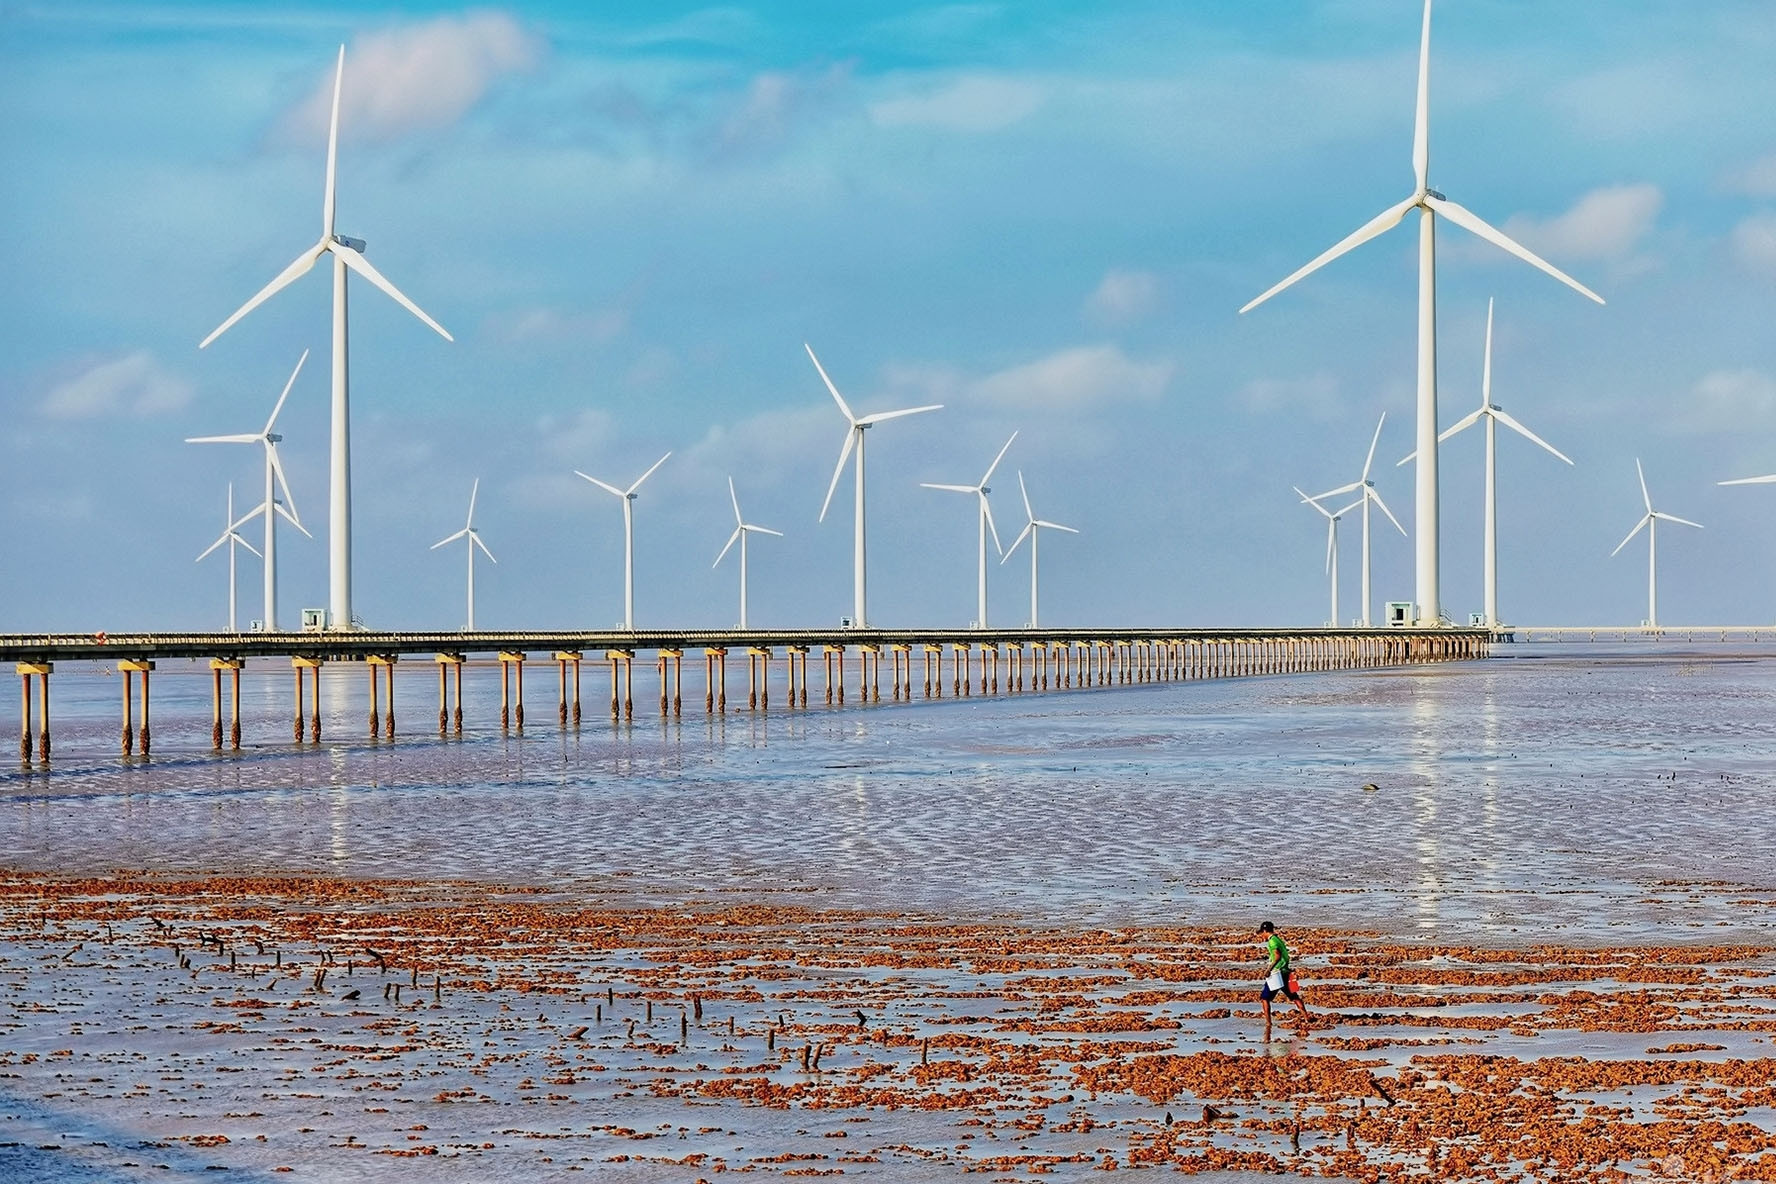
[1264,933,1290,973]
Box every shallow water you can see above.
[5,645,1775,942]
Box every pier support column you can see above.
[211,659,245,750]
[121,665,134,755]
[557,653,572,726]
[604,651,634,720]
[295,657,321,742]
[864,645,880,702]
[368,661,381,738]
[120,662,153,758]
[368,655,395,739]
[209,662,224,749]
[293,663,305,742]
[498,652,526,730]
[436,655,464,736]
[825,646,845,704]
[787,646,807,707]
[16,664,50,764]
[660,649,682,716]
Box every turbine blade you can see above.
[1413,0,1431,192]
[858,404,942,425]
[1491,407,1573,464]
[1368,487,1408,536]
[713,526,741,568]
[1481,297,1494,409]
[1334,498,1366,518]
[1610,515,1649,557]
[228,502,267,535]
[473,532,498,562]
[1018,470,1033,524]
[275,499,313,538]
[232,534,262,559]
[1436,407,1485,444]
[185,433,260,445]
[1002,522,1032,561]
[1239,195,1418,315]
[804,343,855,422]
[264,349,309,435]
[1307,480,1362,502]
[575,471,625,499]
[983,493,1003,556]
[199,242,325,349]
[466,476,480,526]
[980,431,1017,486]
[745,524,785,537]
[1720,473,1776,486]
[323,46,343,239]
[626,452,671,495]
[1636,458,1651,512]
[920,483,976,494]
[432,527,469,550]
[818,428,857,523]
[1423,194,1605,305]
[728,476,743,526]
[266,443,300,525]
[195,533,230,562]
[1361,412,1386,481]
[332,242,453,341]
[1295,486,1335,519]
[1325,517,1335,573]
[1653,512,1704,530]
[1034,520,1079,534]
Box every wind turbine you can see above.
[1239,0,1602,627]
[199,46,453,632]
[1296,488,1365,626]
[1400,299,1572,628]
[920,433,1017,628]
[808,343,942,628]
[1611,459,1701,630]
[196,484,261,634]
[186,350,312,631]
[431,478,496,631]
[1303,414,1407,627]
[576,453,670,630]
[1001,471,1078,629]
[713,477,783,629]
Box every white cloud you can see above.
[712,64,851,158]
[40,352,193,420]
[1084,268,1160,325]
[1725,154,1776,198]
[1688,368,1776,433]
[1501,184,1663,262]
[968,345,1171,411]
[1730,213,1776,275]
[535,408,615,463]
[279,11,542,145]
[486,305,629,346]
[869,75,1043,133]
[1238,373,1343,421]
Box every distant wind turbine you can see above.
[1001,471,1078,629]
[1400,299,1572,628]
[1303,414,1406,627]
[1297,488,1365,627]
[199,45,452,632]
[808,343,942,628]
[921,433,1017,628]
[713,478,783,630]
[576,453,670,631]
[1611,459,1701,630]
[1239,0,1602,627]
[186,350,312,631]
[431,478,496,631]
[196,484,261,634]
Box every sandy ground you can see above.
[3,872,1775,1182]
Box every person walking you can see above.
[1258,920,1309,1031]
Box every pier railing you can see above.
[5,626,1489,765]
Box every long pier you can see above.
[3,626,1489,765]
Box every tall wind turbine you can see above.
[1296,488,1366,627]
[200,46,453,632]
[713,478,783,629]
[431,478,496,631]
[1304,414,1407,627]
[186,350,312,631]
[1001,471,1078,629]
[1401,299,1572,628]
[920,432,1017,628]
[576,453,670,631]
[1239,0,1602,627]
[196,484,261,634]
[807,343,942,628]
[1611,459,1702,630]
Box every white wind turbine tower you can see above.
[1612,459,1702,630]
[1239,0,1602,627]
[1304,414,1407,627]
[431,478,496,631]
[713,477,783,629]
[921,433,1017,628]
[576,453,671,631]
[1400,299,1572,628]
[200,46,453,631]
[1001,471,1078,629]
[196,484,261,634]
[1296,488,1365,626]
[186,350,312,631]
[807,343,942,628]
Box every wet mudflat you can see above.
[3,646,1776,1179]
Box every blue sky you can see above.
[4,0,1776,632]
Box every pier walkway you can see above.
[4,625,1488,765]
